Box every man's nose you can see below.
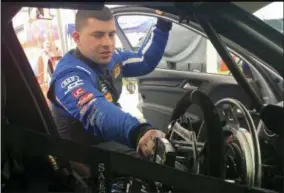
[101,35,112,47]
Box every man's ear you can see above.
[72,31,80,44]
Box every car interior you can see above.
[2,2,283,193]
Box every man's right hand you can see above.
[136,129,165,157]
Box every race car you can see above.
[2,2,283,193]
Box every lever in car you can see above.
[167,120,195,141]
[167,121,203,174]
[152,137,176,166]
[152,137,176,192]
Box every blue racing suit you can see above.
[47,19,171,149]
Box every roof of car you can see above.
[105,2,271,14]
[232,2,271,13]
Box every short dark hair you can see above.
[75,6,113,31]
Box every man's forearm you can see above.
[77,97,152,148]
[120,19,172,77]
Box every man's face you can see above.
[73,17,116,65]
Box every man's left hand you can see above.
[156,18,172,32]
[137,129,166,157]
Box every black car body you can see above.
[2,2,283,193]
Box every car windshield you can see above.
[253,2,283,34]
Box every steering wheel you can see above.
[156,89,262,188]
[168,89,226,179]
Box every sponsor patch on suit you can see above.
[80,105,88,115]
[72,87,85,99]
[112,63,121,79]
[104,92,113,102]
[77,93,94,107]
[61,75,84,95]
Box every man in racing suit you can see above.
[47,7,172,160]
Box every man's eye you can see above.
[93,33,104,38]
[109,33,115,37]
